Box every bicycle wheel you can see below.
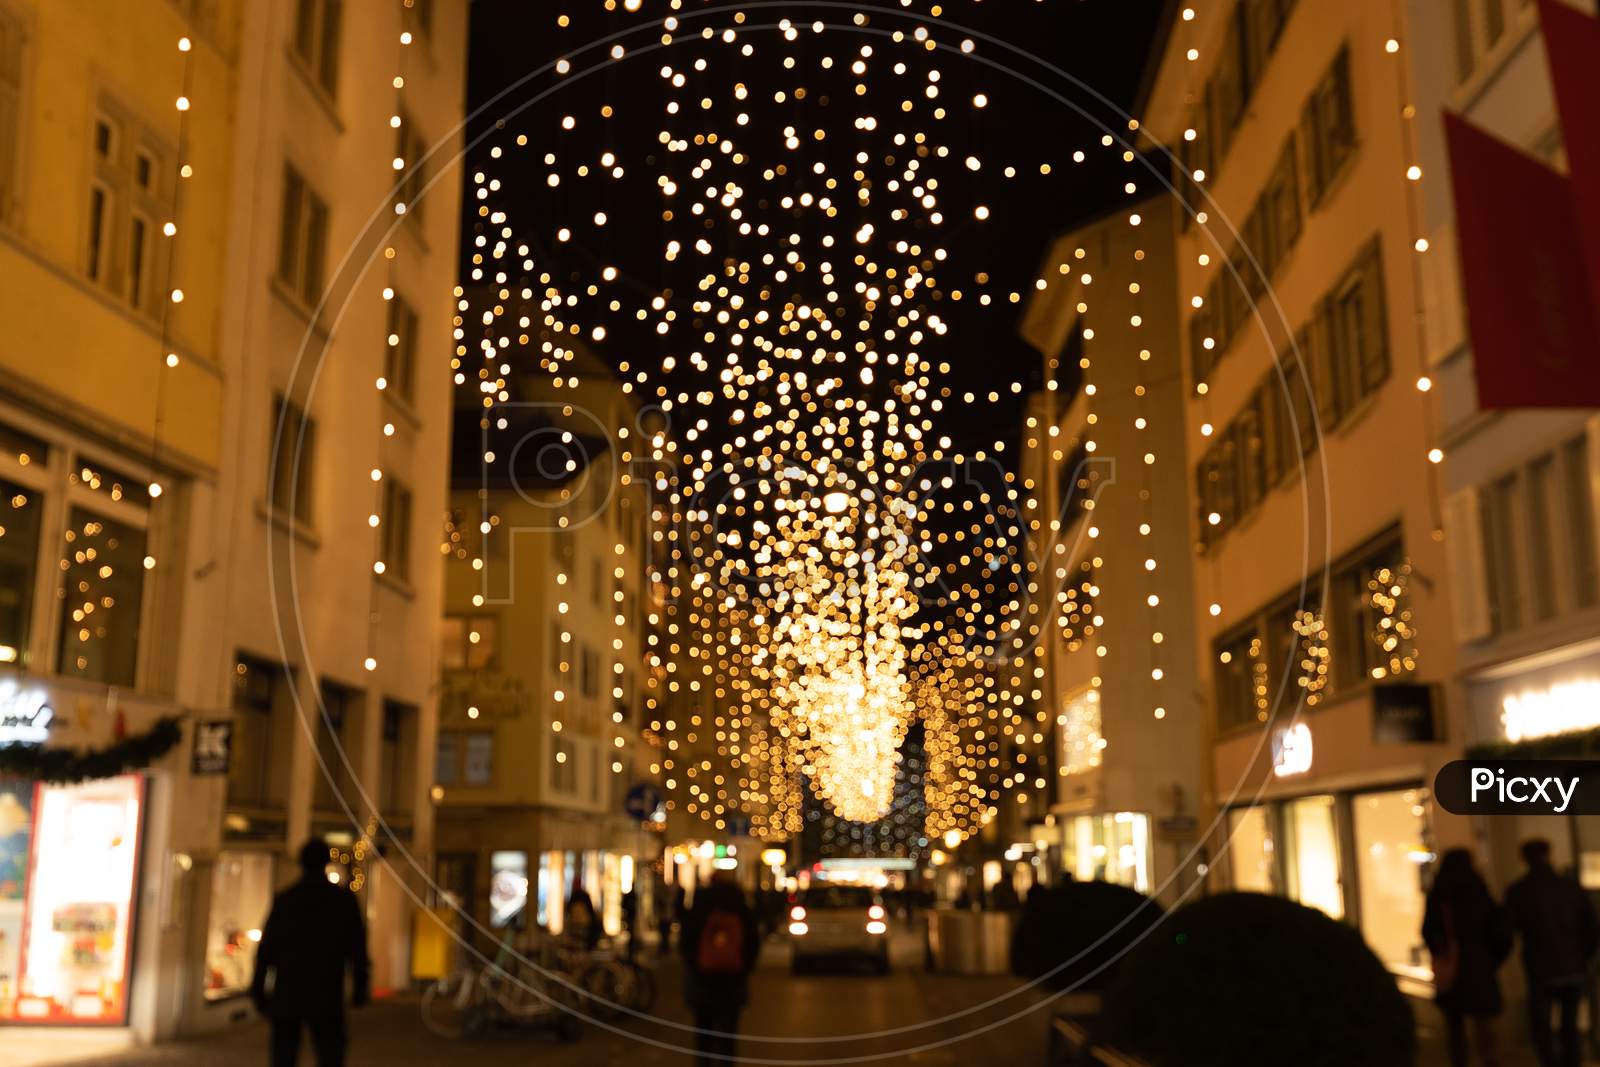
[493,962,560,1024]
[579,960,624,1021]
[420,972,479,1038]
[621,962,657,1012]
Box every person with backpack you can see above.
[680,870,760,1066]
[1422,848,1512,1067]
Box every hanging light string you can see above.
[142,27,198,574]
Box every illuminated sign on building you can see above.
[0,681,53,746]
[1271,723,1313,777]
[1501,679,1600,742]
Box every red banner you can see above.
[1443,112,1600,407]
[1539,0,1600,304]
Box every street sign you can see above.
[623,782,663,822]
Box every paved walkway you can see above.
[15,933,1581,1066]
[31,932,1052,1066]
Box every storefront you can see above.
[1223,784,1434,983]
[1054,812,1153,893]
[0,774,145,1024]
[1212,687,1457,990]
[200,851,275,1003]
[1466,637,1600,890]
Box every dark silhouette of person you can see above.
[1504,839,1599,1067]
[1422,848,1512,1067]
[565,887,601,951]
[679,871,760,1067]
[989,877,1021,912]
[654,877,674,950]
[250,839,370,1067]
[621,885,639,959]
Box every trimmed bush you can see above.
[1010,880,1164,993]
[1099,892,1415,1067]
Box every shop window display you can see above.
[1352,788,1431,980]
[203,852,274,1001]
[1284,794,1343,919]
[1227,806,1277,893]
[1,775,143,1024]
[0,778,35,1018]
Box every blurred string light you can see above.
[449,2,1162,836]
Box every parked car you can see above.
[787,884,891,973]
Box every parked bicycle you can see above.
[420,931,582,1041]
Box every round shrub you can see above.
[1010,880,1164,993]
[1098,892,1415,1067]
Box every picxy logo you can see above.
[1436,760,1599,816]
[1469,767,1579,813]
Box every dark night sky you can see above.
[458,0,1167,454]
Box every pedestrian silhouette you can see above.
[250,840,371,1067]
[680,871,760,1067]
[1504,838,1599,1067]
[1422,848,1512,1067]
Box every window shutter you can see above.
[1298,100,1322,207]
[1306,302,1340,426]
[1444,486,1493,642]
[1360,238,1390,394]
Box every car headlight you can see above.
[868,904,885,920]
[788,921,809,936]
[790,905,806,921]
[866,920,887,935]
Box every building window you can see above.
[1562,437,1599,609]
[580,646,599,698]
[381,478,412,581]
[1302,46,1356,207]
[552,735,576,793]
[291,0,342,96]
[276,163,328,306]
[268,393,316,523]
[85,104,170,311]
[439,613,496,671]
[437,730,492,786]
[313,681,355,813]
[0,464,45,669]
[434,730,458,786]
[228,655,286,809]
[384,294,418,403]
[380,700,416,816]
[1481,472,1522,634]
[1525,454,1558,621]
[56,505,146,686]
[1330,532,1408,688]
[1329,240,1389,402]
[1215,626,1269,731]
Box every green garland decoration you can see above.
[1465,725,1600,761]
[0,716,184,783]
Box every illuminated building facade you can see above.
[1139,0,1473,990]
[1018,193,1208,907]
[1408,0,1600,889]
[0,0,466,1044]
